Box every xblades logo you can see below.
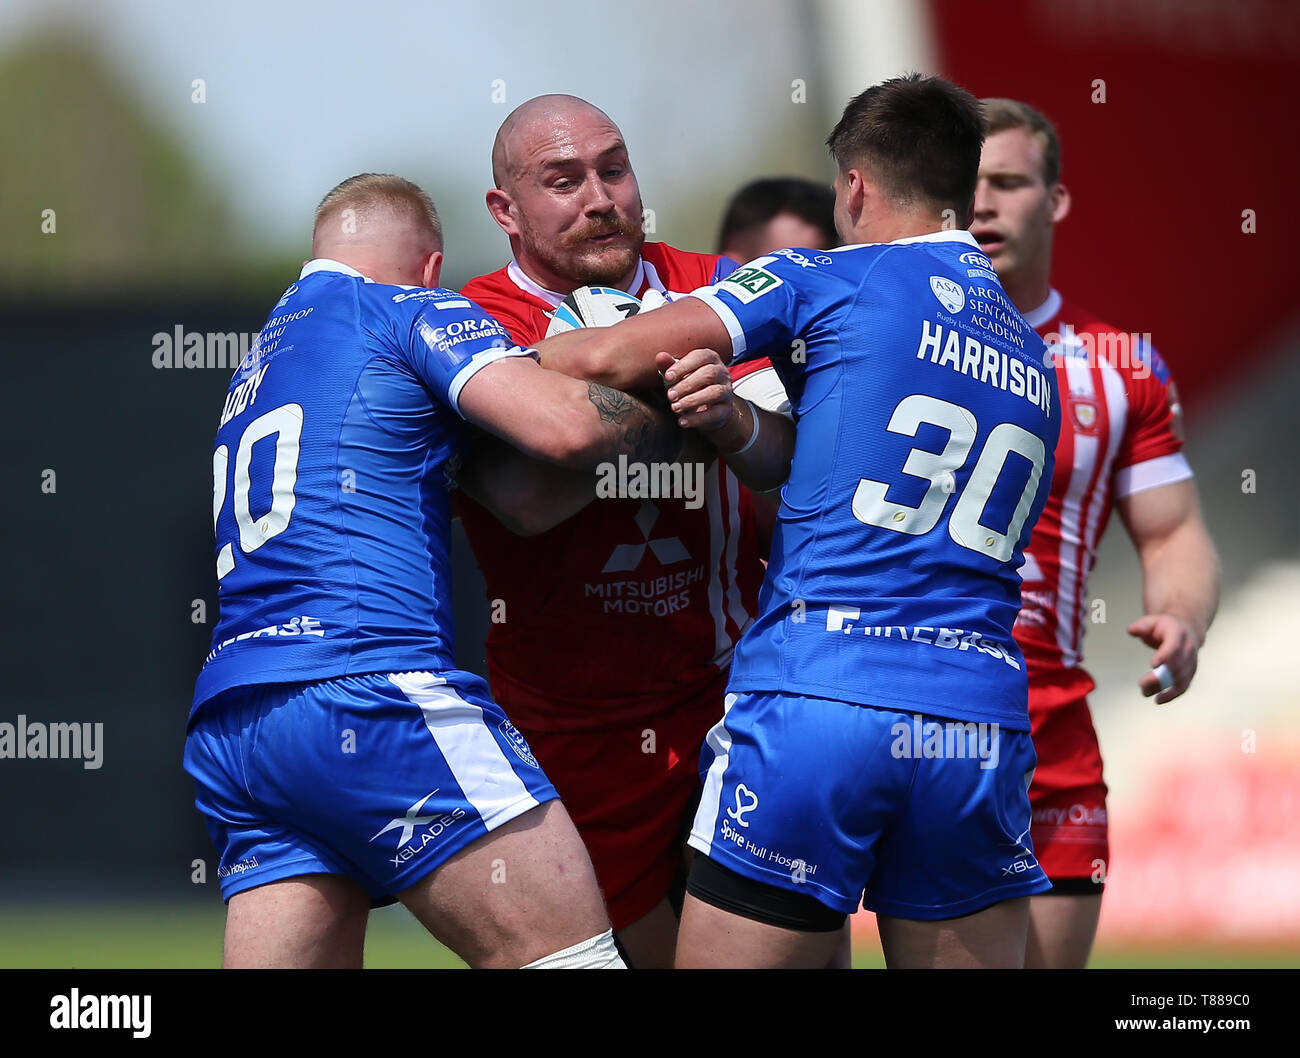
[725,783,758,827]
[1001,856,1038,876]
[370,790,439,847]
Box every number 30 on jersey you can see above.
[852,393,1045,563]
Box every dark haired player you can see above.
[536,74,1061,968]
[717,176,837,437]
[717,176,838,264]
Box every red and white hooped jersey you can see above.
[457,244,763,732]
[1014,289,1192,686]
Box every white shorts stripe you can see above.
[688,693,739,857]
[388,672,539,830]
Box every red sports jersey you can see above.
[1014,290,1192,689]
[458,243,763,732]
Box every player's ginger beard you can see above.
[490,94,645,294]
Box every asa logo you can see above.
[725,783,759,827]
[929,275,965,314]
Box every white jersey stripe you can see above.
[1060,362,1130,667]
[641,258,668,296]
[388,672,539,828]
[1089,361,1131,561]
[704,466,732,664]
[722,467,752,638]
[687,693,739,857]
[1055,357,1098,666]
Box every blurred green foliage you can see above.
[0,31,295,298]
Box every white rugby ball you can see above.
[545,285,645,336]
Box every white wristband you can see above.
[733,399,761,454]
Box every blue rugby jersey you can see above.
[690,232,1060,730]
[193,260,530,718]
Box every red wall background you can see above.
[928,0,1300,411]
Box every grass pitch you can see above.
[1,903,1295,969]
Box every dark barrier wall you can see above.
[0,300,491,897]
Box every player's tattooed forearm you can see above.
[586,382,677,462]
[586,382,639,425]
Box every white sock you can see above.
[521,929,626,969]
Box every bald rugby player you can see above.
[454,95,768,968]
[534,74,1062,968]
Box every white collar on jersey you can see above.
[828,228,982,253]
[299,258,373,282]
[890,228,980,247]
[1021,288,1063,329]
[505,256,650,307]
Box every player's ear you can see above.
[486,187,519,237]
[422,250,443,289]
[846,168,868,221]
[1049,181,1071,224]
